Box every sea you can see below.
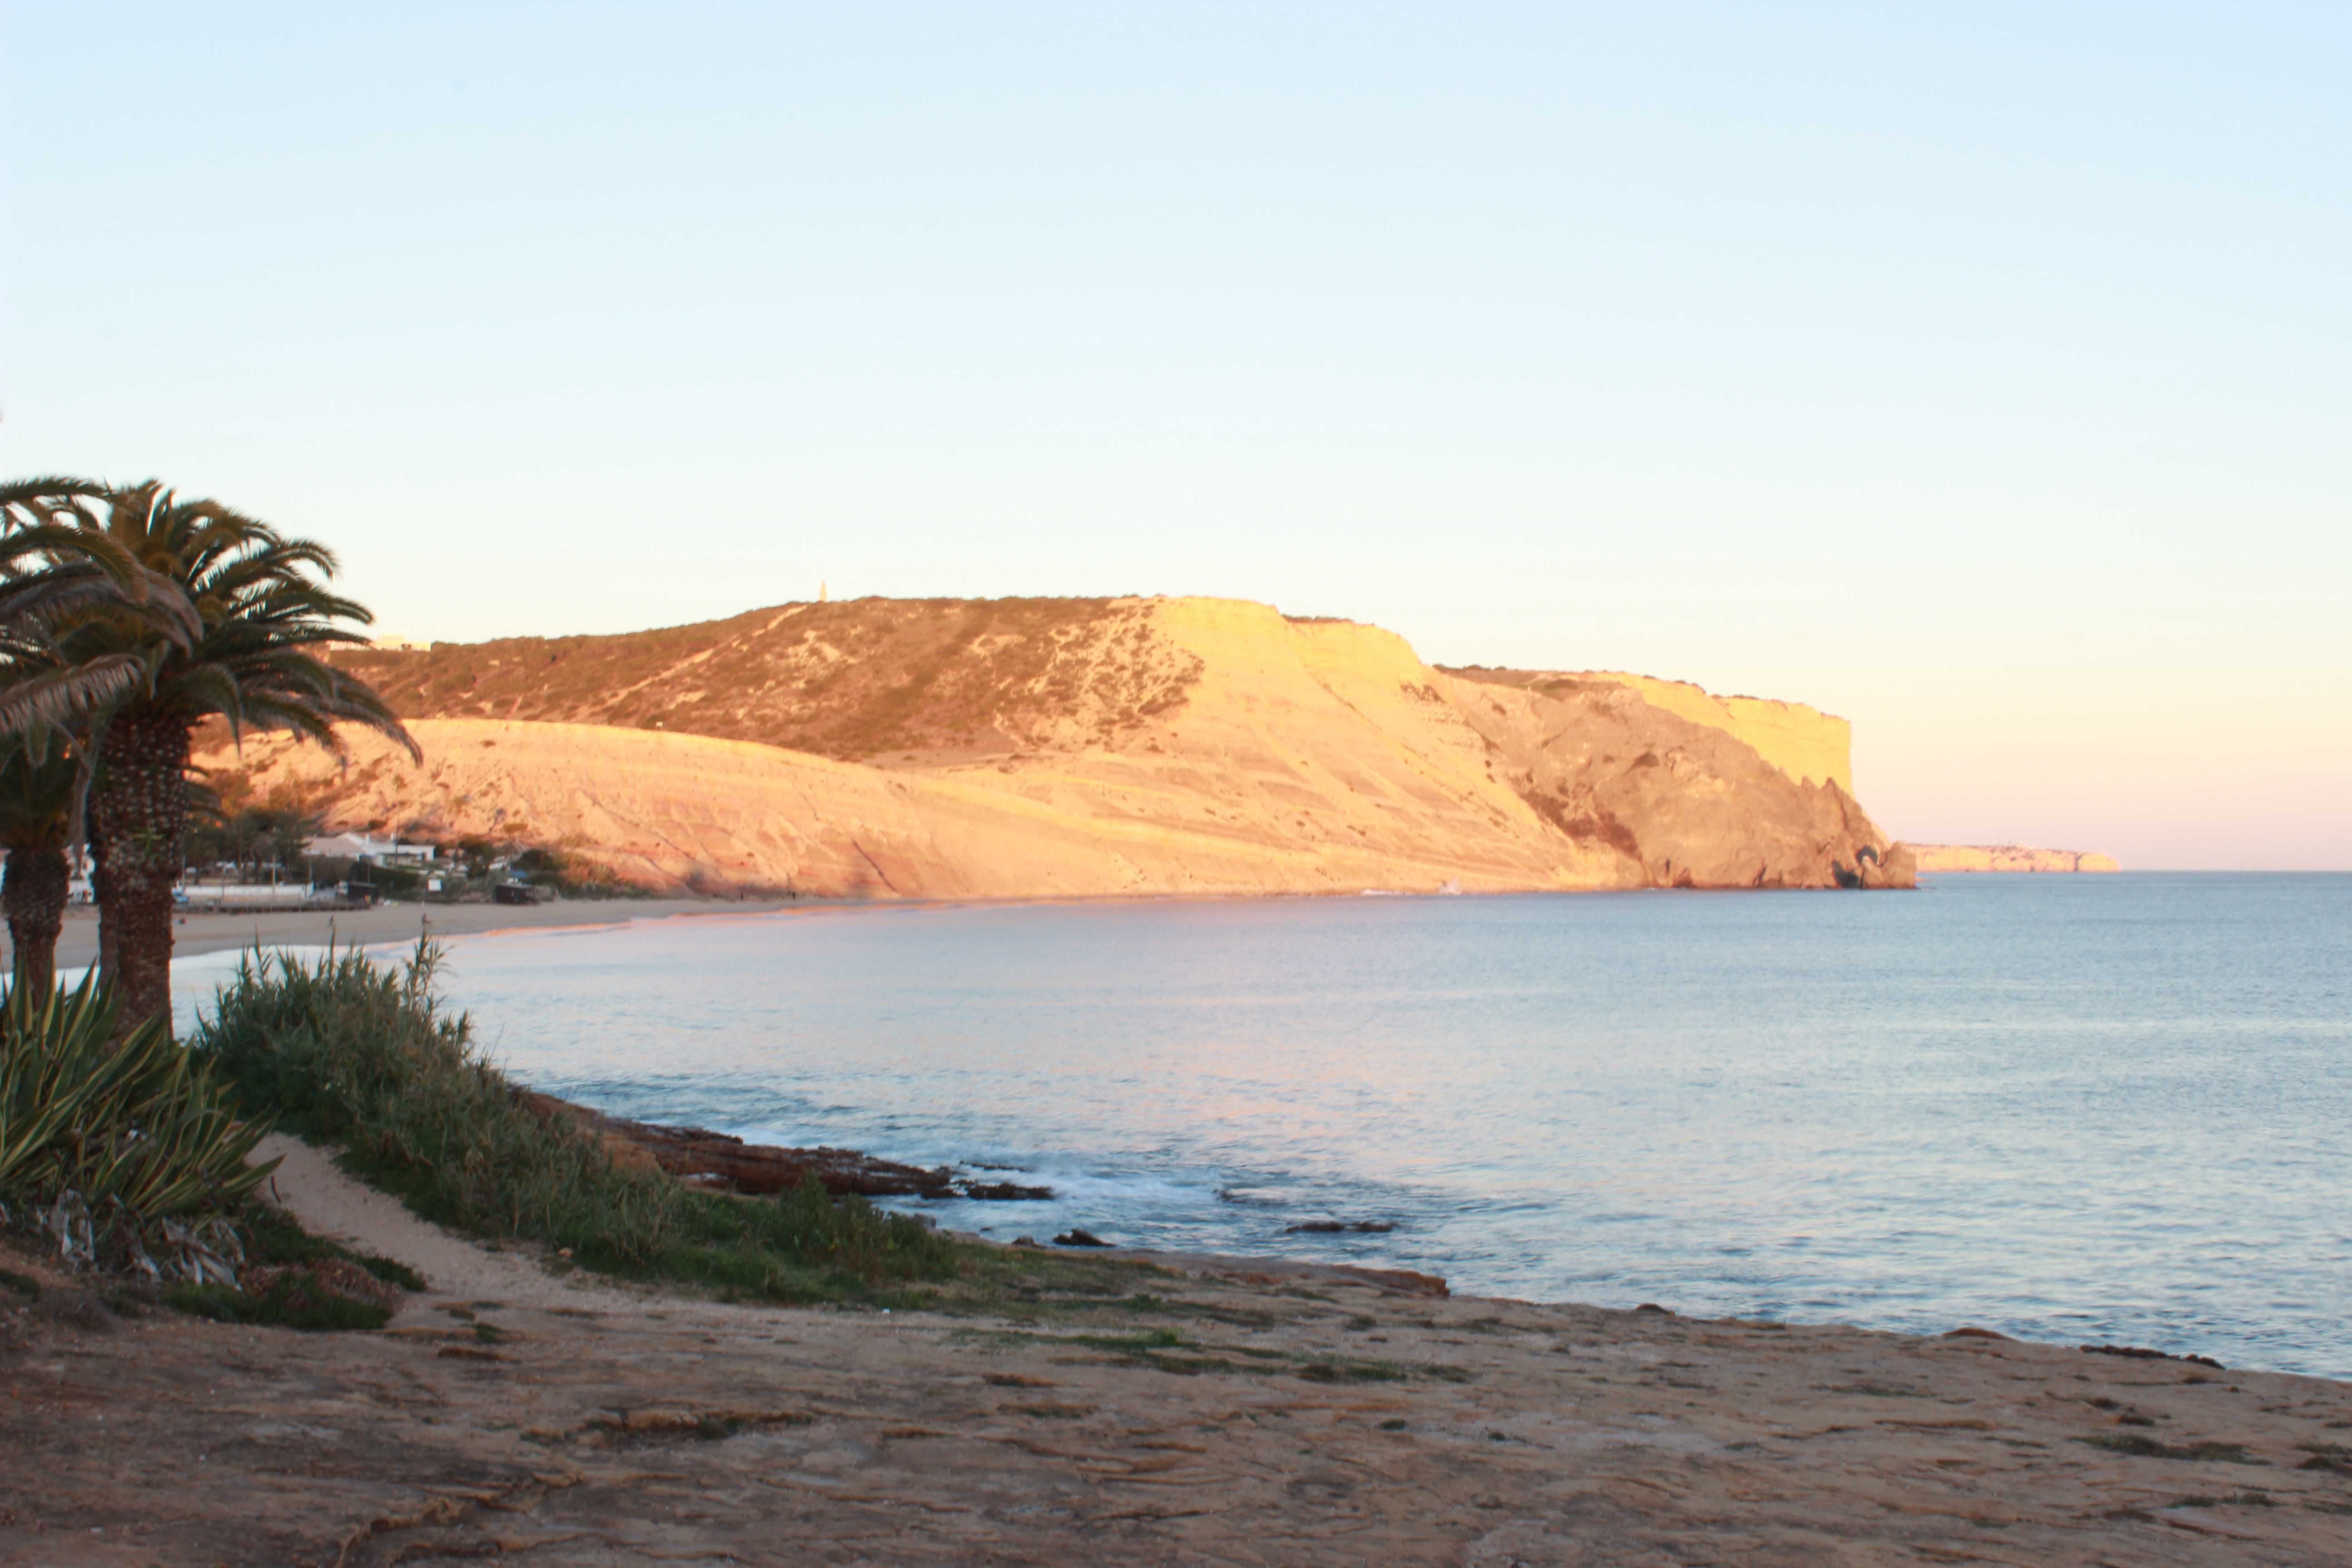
[172,872,2352,1377]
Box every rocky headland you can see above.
[200,595,1916,897]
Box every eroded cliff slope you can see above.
[204,597,1912,897]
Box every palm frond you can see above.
[0,655,149,736]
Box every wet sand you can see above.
[41,897,800,970]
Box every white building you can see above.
[304,833,438,863]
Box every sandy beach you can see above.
[5,1136,2351,1565]
[36,896,801,970]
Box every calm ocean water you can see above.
[176,873,2352,1375]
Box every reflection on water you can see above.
[174,874,2352,1375]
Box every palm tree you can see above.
[0,479,194,733]
[43,481,416,1029]
[0,735,79,1001]
[0,480,200,998]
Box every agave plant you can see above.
[0,972,276,1265]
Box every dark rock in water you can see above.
[616,1121,956,1198]
[1633,1303,1673,1316]
[1011,1236,1042,1248]
[960,1180,1054,1201]
[2082,1343,2225,1370]
[1945,1326,2011,1341]
[1283,1220,1398,1235]
[1054,1230,1110,1248]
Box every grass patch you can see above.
[192,942,957,1304]
[166,1276,392,1333]
[237,1204,426,1291]
[0,1267,37,1299]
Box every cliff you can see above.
[201,596,1913,897]
[1909,844,2121,874]
[1447,669,1852,792]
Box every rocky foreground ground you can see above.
[6,1146,2352,1566]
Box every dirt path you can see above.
[7,1147,2352,1565]
[249,1135,652,1313]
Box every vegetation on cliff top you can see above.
[333,595,1204,761]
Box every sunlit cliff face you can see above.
[206,597,1909,897]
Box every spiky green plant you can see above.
[0,973,276,1263]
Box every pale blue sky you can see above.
[5,4,2347,866]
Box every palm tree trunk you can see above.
[91,705,191,1033]
[2,842,68,1004]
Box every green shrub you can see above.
[0,973,274,1270]
[190,941,956,1299]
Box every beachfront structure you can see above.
[305,832,438,863]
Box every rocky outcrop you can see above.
[1909,844,2121,873]
[1451,668,1853,792]
[204,596,1912,895]
[1441,671,1896,889]
[512,1090,1050,1200]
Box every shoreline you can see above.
[49,894,806,969]
[7,1137,2349,1562]
[45,871,2314,972]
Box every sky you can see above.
[3,3,2347,868]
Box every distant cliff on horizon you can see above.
[1909,844,2121,873]
[200,595,1916,898]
